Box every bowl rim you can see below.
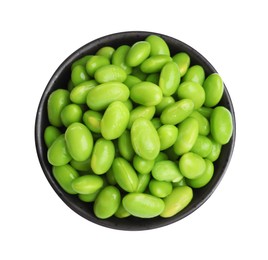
[35,31,236,231]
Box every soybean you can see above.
[101,101,130,140]
[86,82,129,111]
[177,81,205,109]
[47,89,70,127]
[210,106,233,144]
[91,138,115,175]
[159,61,181,96]
[160,99,194,125]
[123,193,165,218]
[71,174,104,194]
[160,186,193,218]
[131,118,160,160]
[94,186,121,219]
[112,157,138,192]
[130,81,162,106]
[47,134,71,166]
[65,122,93,161]
[126,41,151,67]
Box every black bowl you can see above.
[35,31,236,230]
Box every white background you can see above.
[1,0,267,259]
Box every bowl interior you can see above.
[35,31,236,230]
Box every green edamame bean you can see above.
[71,174,104,194]
[140,55,172,73]
[86,55,110,77]
[47,89,70,127]
[93,186,121,219]
[210,106,233,144]
[47,134,71,166]
[172,52,190,77]
[44,125,61,147]
[149,180,173,198]
[112,157,138,192]
[160,99,194,125]
[60,104,82,127]
[133,155,154,175]
[159,61,181,96]
[136,173,151,193]
[96,46,115,60]
[70,80,97,104]
[52,164,79,194]
[182,65,205,85]
[94,64,127,83]
[152,160,183,182]
[155,96,175,115]
[118,130,135,161]
[160,186,193,218]
[131,118,160,160]
[91,138,115,175]
[206,136,222,162]
[126,41,151,67]
[177,81,205,109]
[70,156,92,172]
[122,193,165,218]
[123,75,142,89]
[86,82,129,111]
[173,117,199,155]
[128,105,155,129]
[112,45,132,74]
[157,124,178,150]
[101,101,130,140]
[65,122,93,161]
[145,34,170,56]
[83,110,102,133]
[178,152,206,179]
[203,73,224,107]
[191,135,212,158]
[71,65,89,86]
[130,82,162,106]
[187,159,214,188]
[190,111,210,136]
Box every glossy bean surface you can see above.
[101,101,129,140]
[123,193,165,218]
[71,174,104,194]
[94,186,121,219]
[130,82,162,106]
[160,186,193,218]
[131,118,160,160]
[210,106,233,145]
[91,138,115,175]
[86,82,129,111]
[112,157,138,192]
[65,122,93,161]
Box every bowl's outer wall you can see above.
[35,31,236,230]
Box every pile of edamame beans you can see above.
[44,35,233,219]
